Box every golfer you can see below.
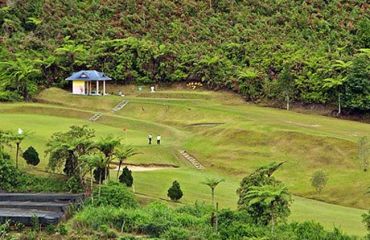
[157,135,161,145]
[148,134,152,144]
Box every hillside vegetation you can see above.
[1,87,368,235]
[0,0,369,113]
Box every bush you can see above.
[22,146,40,166]
[92,181,138,208]
[167,180,183,201]
[119,167,133,187]
[45,224,56,235]
[0,156,20,191]
[66,176,84,193]
[161,227,190,240]
[57,224,68,236]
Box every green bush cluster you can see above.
[74,201,356,240]
[92,181,138,209]
[0,1,369,112]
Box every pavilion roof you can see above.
[66,70,112,81]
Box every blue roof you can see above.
[66,70,112,81]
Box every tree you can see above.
[119,166,133,187]
[202,178,224,208]
[22,146,40,166]
[167,180,183,201]
[202,178,224,232]
[243,184,291,233]
[0,55,41,101]
[276,66,295,111]
[358,136,369,172]
[114,145,138,179]
[79,153,106,199]
[95,135,121,181]
[46,125,95,185]
[311,170,328,193]
[341,52,370,111]
[237,162,291,226]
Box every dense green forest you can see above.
[0,0,369,112]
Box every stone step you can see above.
[0,193,84,203]
[179,150,205,170]
[0,201,69,213]
[0,208,63,225]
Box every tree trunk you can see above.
[90,168,94,204]
[117,160,122,179]
[15,142,20,169]
[286,95,290,111]
[211,188,215,208]
[215,202,219,232]
[337,94,341,116]
[98,172,102,197]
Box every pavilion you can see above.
[66,70,112,95]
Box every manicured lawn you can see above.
[0,87,369,236]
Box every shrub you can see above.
[0,220,10,238]
[167,180,183,201]
[73,206,122,230]
[92,181,138,208]
[311,170,328,193]
[0,157,20,191]
[57,224,68,236]
[22,146,40,166]
[66,176,84,193]
[119,167,133,187]
[161,227,190,240]
[45,224,56,235]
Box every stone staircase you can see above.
[89,112,102,121]
[0,193,83,225]
[179,150,205,170]
[112,100,129,112]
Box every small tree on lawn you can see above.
[167,180,183,202]
[23,146,40,166]
[119,167,133,187]
[358,136,369,172]
[311,170,328,193]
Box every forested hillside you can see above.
[0,0,369,112]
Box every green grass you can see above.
[0,86,369,236]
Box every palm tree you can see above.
[202,178,224,208]
[95,135,121,181]
[244,184,291,233]
[79,153,105,200]
[114,146,138,179]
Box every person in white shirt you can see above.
[157,135,161,145]
[148,134,152,144]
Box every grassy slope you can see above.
[0,87,368,235]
